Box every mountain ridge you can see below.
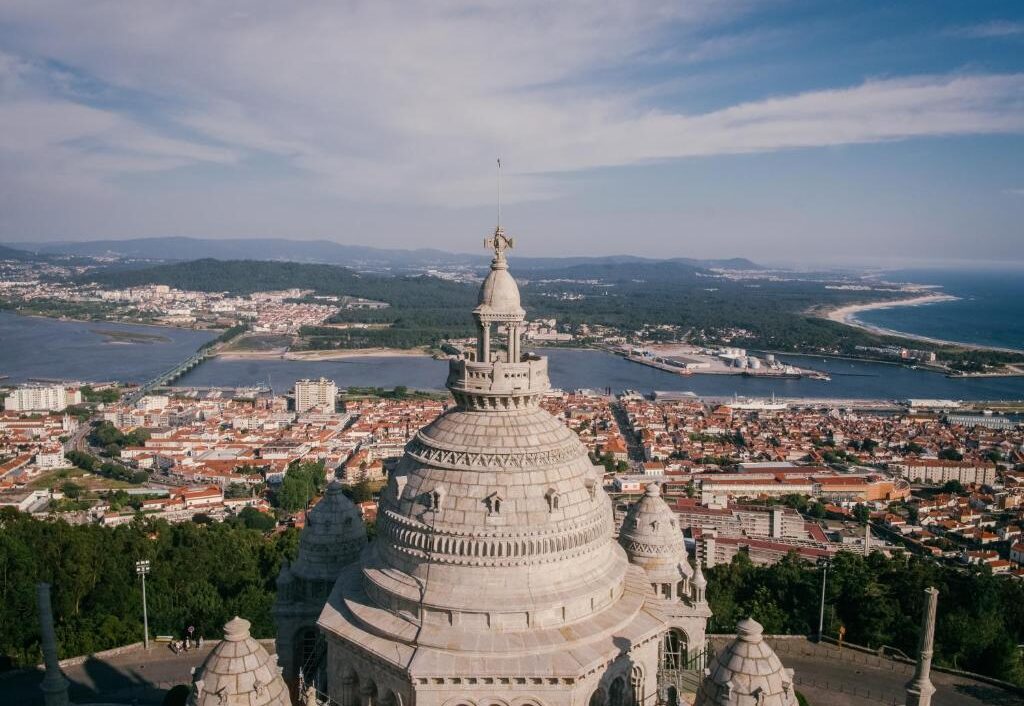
[7,236,762,271]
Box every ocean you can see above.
[854,268,1024,352]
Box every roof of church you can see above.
[695,618,797,706]
[189,617,291,706]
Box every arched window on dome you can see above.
[630,665,644,706]
[609,677,626,706]
[485,492,503,515]
[661,628,688,671]
[545,488,560,512]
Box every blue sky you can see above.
[0,1,1022,265]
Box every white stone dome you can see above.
[475,264,524,320]
[189,617,291,706]
[361,405,620,627]
[619,482,693,585]
[695,618,797,706]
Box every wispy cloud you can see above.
[951,21,1024,39]
[1,2,1024,223]
[1004,188,1024,196]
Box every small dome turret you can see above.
[189,616,291,706]
[290,482,367,582]
[695,618,797,706]
[619,482,693,587]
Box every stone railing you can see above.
[446,357,549,408]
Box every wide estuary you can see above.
[3,312,1024,400]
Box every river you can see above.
[3,312,1024,400]
[0,311,216,384]
[174,349,1024,401]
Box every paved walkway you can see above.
[2,642,222,705]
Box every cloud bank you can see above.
[0,1,1023,253]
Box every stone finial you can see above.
[736,617,763,642]
[223,616,251,641]
[693,558,707,591]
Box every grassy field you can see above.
[28,467,141,491]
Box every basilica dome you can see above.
[317,226,666,706]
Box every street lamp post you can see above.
[135,559,151,650]
[817,558,830,642]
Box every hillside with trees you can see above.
[81,258,1024,366]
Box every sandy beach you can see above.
[819,292,1023,353]
[824,293,960,328]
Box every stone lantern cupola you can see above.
[446,226,550,410]
[620,482,694,600]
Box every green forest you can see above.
[0,509,297,668]
[3,507,1024,687]
[83,258,1024,367]
[708,550,1024,685]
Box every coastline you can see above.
[822,293,1024,355]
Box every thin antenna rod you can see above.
[496,157,502,228]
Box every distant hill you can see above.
[10,236,762,271]
[0,243,39,261]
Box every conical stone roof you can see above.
[619,482,693,584]
[189,617,291,706]
[291,481,366,582]
[695,618,797,706]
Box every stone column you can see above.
[864,522,871,556]
[905,587,938,706]
[36,583,69,706]
[480,324,491,363]
[508,324,519,362]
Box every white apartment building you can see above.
[34,450,69,470]
[4,384,81,412]
[892,459,998,487]
[293,377,337,413]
